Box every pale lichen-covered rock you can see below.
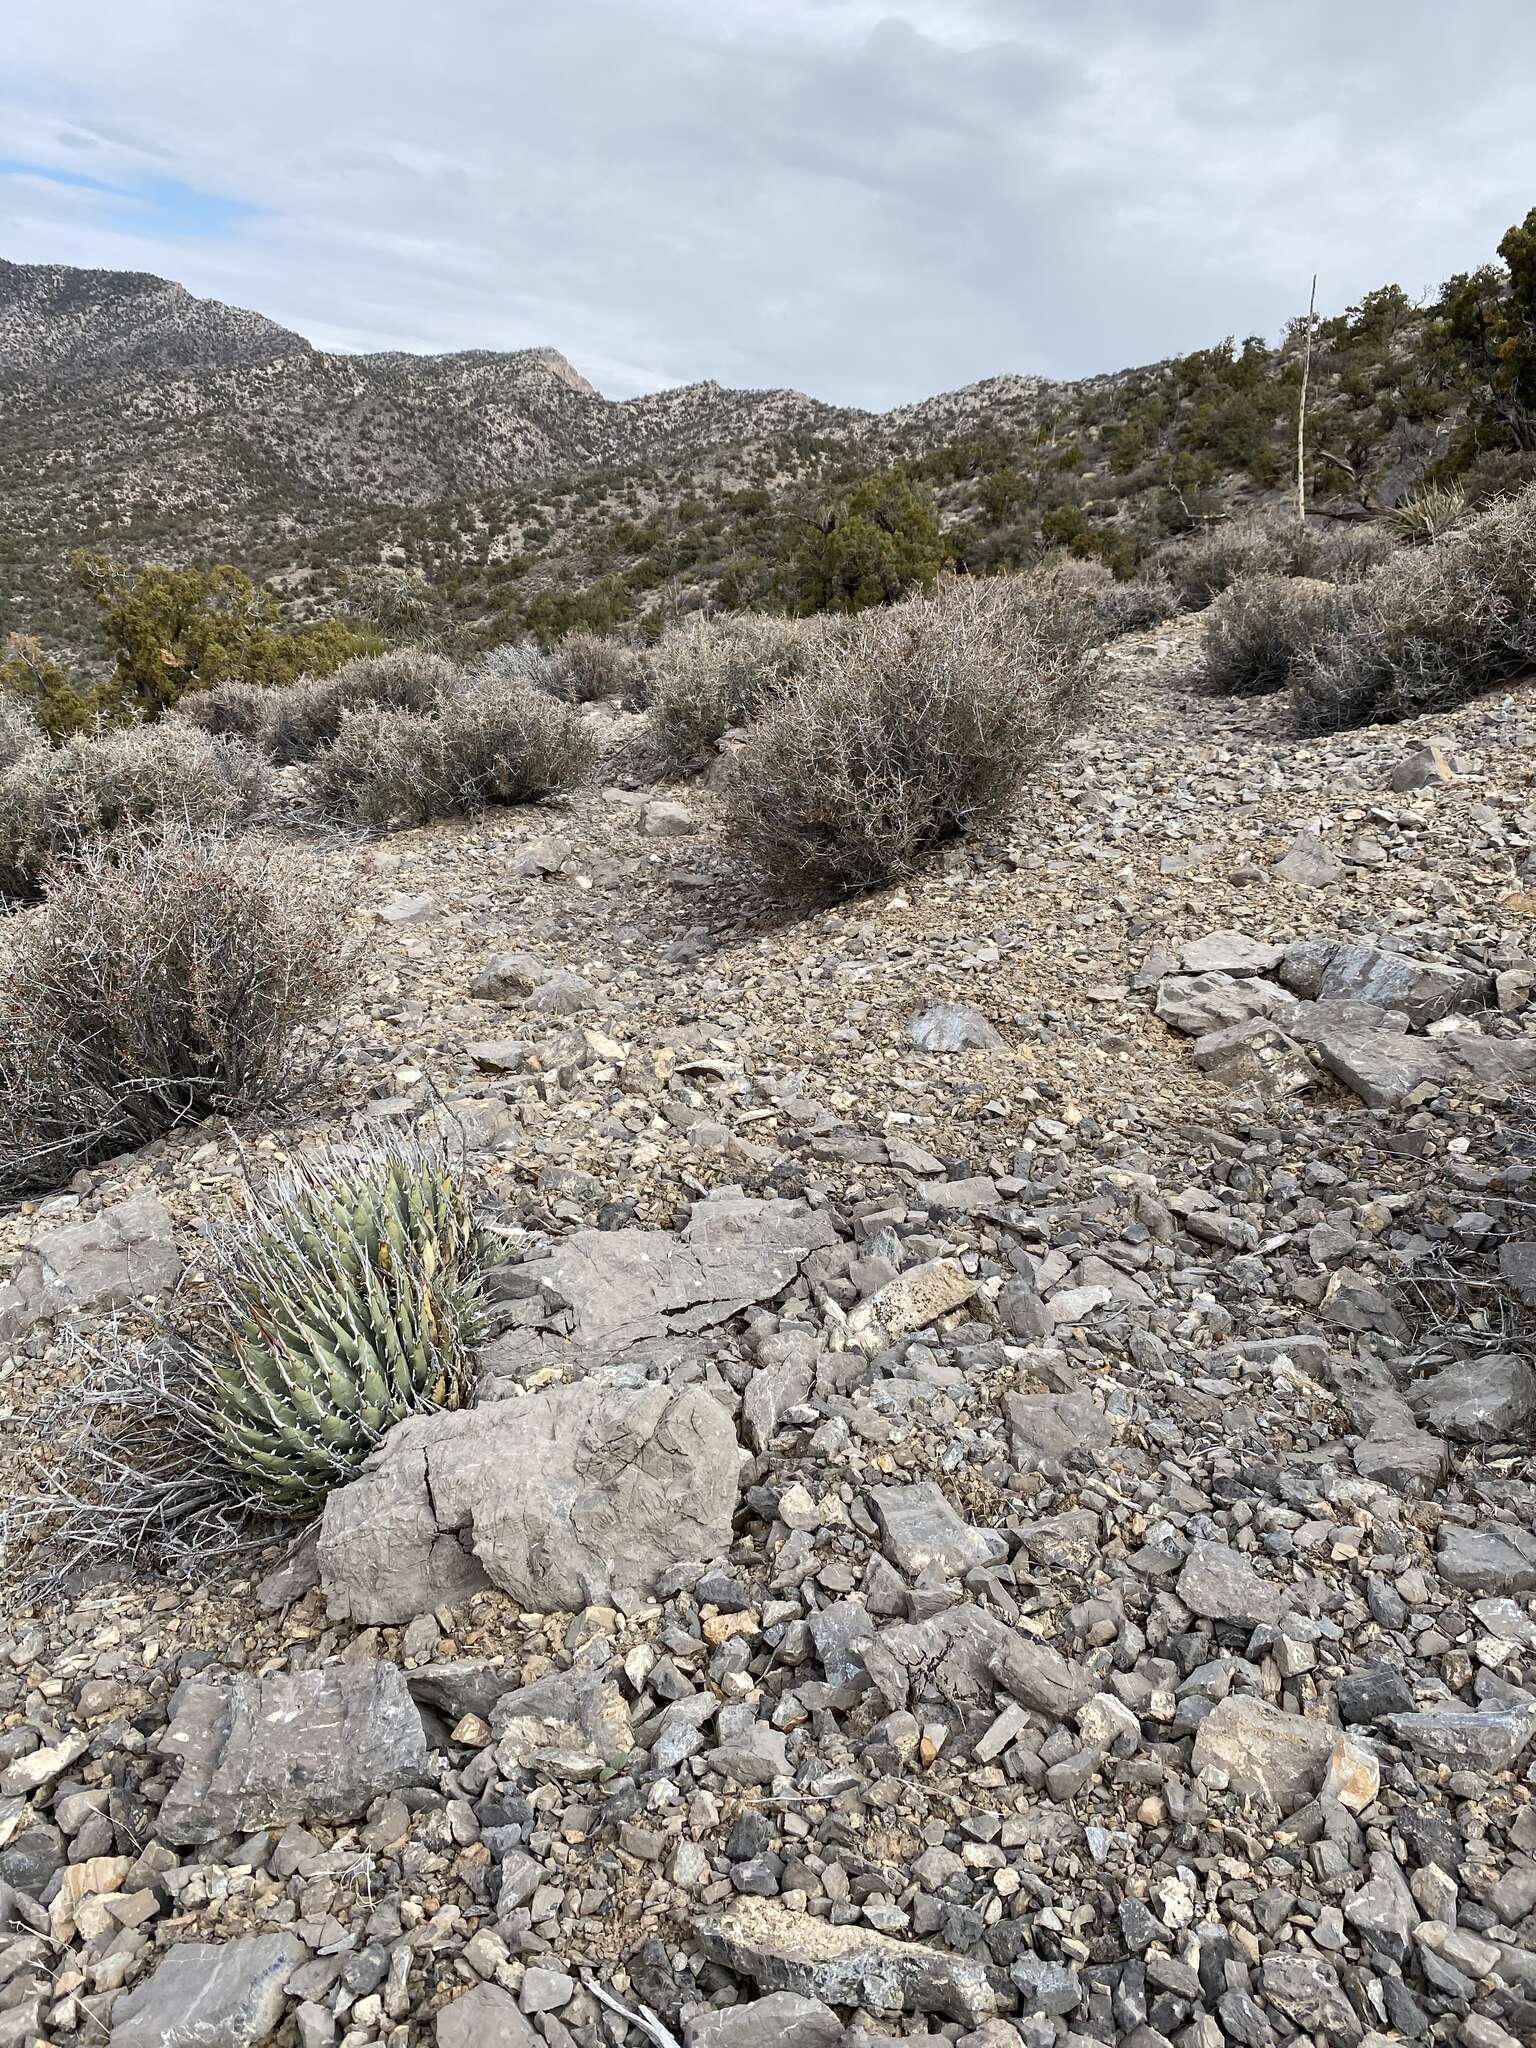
[696,1897,1002,2023]
[318,1381,740,1623]
[1192,1695,1336,1811]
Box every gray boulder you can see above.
[0,1193,181,1341]
[156,1662,427,1846]
[531,1225,808,1353]
[1176,1541,1287,1627]
[319,1382,740,1623]
[108,1933,306,2047]
[435,1982,539,2046]
[1437,1524,1536,1595]
[1316,939,1475,1026]
[869,1481,1007,1577]
[1154,972,1294,1037]
[1178,932,1285,976]
[684,1991,842,2047]
[1407,1354,1536,1444]
[1191,1695,1337,1810]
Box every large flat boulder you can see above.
[108,1933,306,2047]
[530,1225,808,1353]
[319,1381,740,1623]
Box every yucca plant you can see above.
[208,1146,493,1510]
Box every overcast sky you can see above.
[5,1,1535,408]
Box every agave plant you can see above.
[208,1146,493,1510]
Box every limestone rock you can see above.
[683,1992,842,2047]
[1437,1524,1536,1595]
[532,1226,807,1353]
[696,1898,1000,2024]
[1178,932,1285,977]
[435,1982,540,2046]
[1407,1354,1536,1444]
[846,1258,975,1353]
[869,1482,1007,1577]
[156,1662,427,1846]
[108,1933,306,2047]
[1191,1695,1337,1810]
[319,1382,740,1623]
[1176,1541,1287,1627]
[909,1003,1003,1053]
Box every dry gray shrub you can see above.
[544,631,644,704]
[172,678,274,744]
[1199,574,1342,696]
[1016,556,1176,644]
[0,828,354,1198]
[304,678,595,827]
[1161,514,1394,612]
[0,696,44,771]
[724,576,1096,898]
[0,722,271,899]
[651,611,818,766]
[264,648,458,764]
[1293,484,1536,733]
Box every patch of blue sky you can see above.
[0,158,256,237]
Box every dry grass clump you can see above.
[1198,574,1342,697]
[724,577,1096,898]
[0,723,271,899]
[304,678,595,827]
[1160,514,1394,612]
[0,697,44,772]
[264,648,457,764]
[0,829,353,1198]
[651,611,819,766]
[1293,484,1536,733]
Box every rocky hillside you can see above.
[1,618,1533,2045]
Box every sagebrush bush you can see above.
[723,577,1096,897]
[0,723,271,899]
[1293,485,1536,733]
[0,697,43,772]
[1199,575,1342,696]
[1160,515,1393,611]
[544,631,642,704]
[304,679,595,827]
[172,678,274,744]
[651,611,817,765]
[264,648,457,764]
[1017,557,1176,645]
[0,830,353,1197]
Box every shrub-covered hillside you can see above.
[3,210,1535,663]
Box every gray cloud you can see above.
[4,0,1535,405]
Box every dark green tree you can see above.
[779,469,947,614]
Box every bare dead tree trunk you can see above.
[1297,272,1317,525]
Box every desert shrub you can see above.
[473,641,559,694]
[1199,575,1342,696]
[1160,515,1393,612]
[723,576,1096,897]
[1016,557,1176,644]
[651,611,817,766]
[0,829,353,1197]
[0,723,272,899]
[1308,521,1397,581]
[1292,485,1536,732]
[544,631,642,704]
[0,697,44,772]
[305,679,595,827]
[172,678,275,744]
[264,648,458,764]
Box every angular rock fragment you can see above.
[1178,932,1285,976]
[684,1992,842,2047]
[107,1933,306,2047]
[1154,972,1294,1037]
[533,1226,806,1352]
[1272,830,1344,889]
[156,1663,427,1846]
[1383,1706,1536,1772]
[846,1258,975,1354]
[1259,1951,1362,2044]
[1191,1695,1336,1810]
[1407,1354,1536,1444]
[909,1003,1003,1053]
[1437,1524,1536,1595]
[0,1193,182,1340]
[491,1661,633,1780]
[1003,1386,1107,1465]
[1190,1017,1314,1102]
[1176,1541,1287,1627]
[696,1898,1000,2024]
[435,1981,540,2046]
[319,1382,739,1623]
[869,1482,1006,1577]
[1316,939,1474,1026]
